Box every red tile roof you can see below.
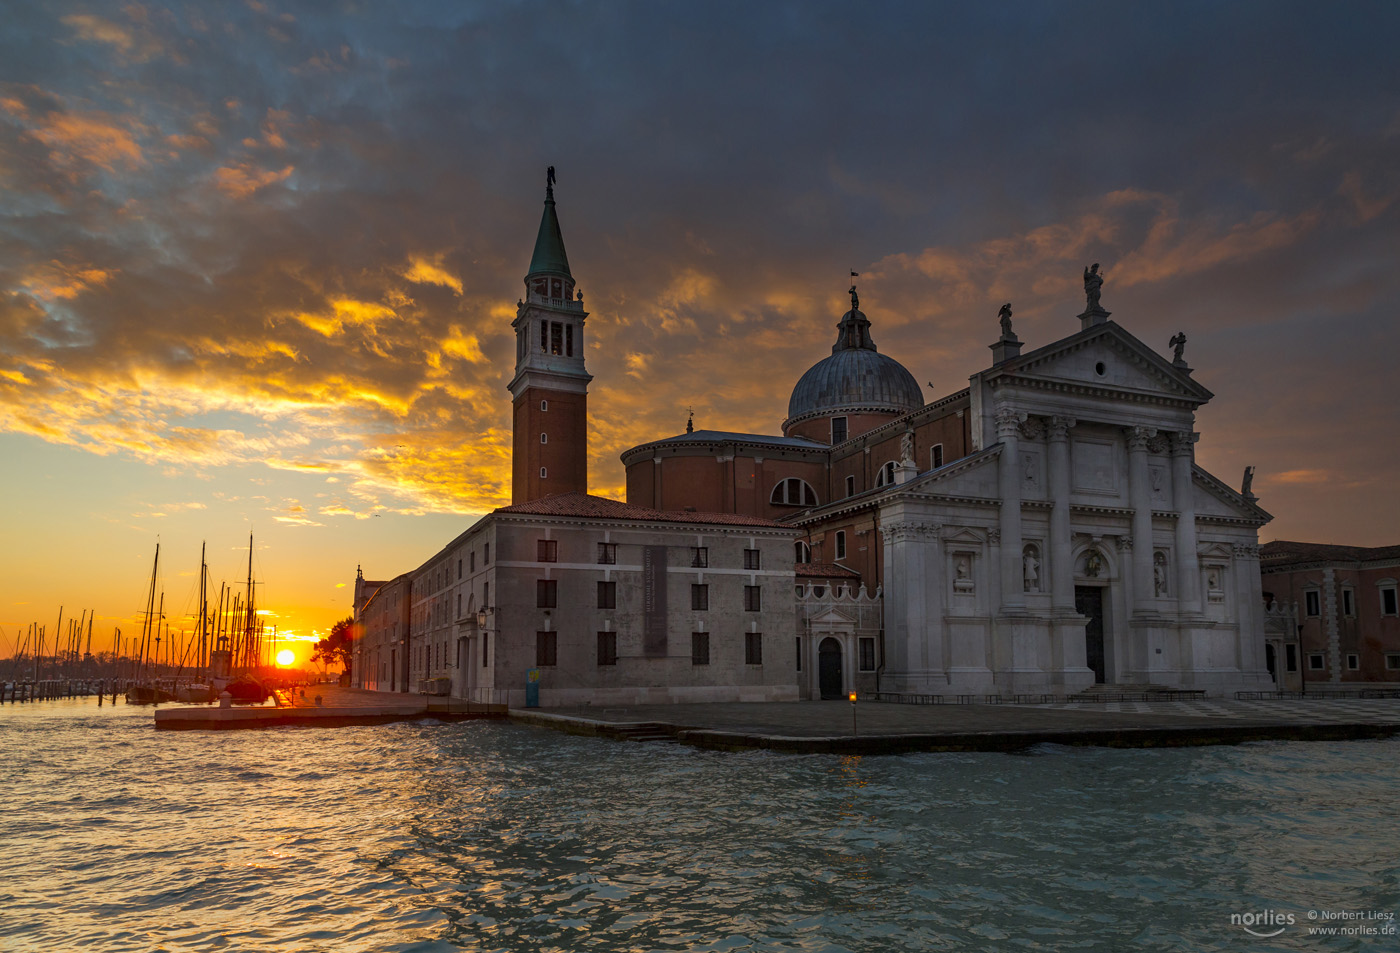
[495,492,790,528]
[795,562,861,579]
[1261,540,1400,568]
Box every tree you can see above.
[312,616,355,673]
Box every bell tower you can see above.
[509,168,592,503]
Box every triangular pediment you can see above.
[1194,465,1272,524]
[893,445,1002,500]
[807,606,857,626]
[994,321,1213,406]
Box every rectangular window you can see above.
[859,636,876,672]
[831,416,848,444]
[540,319,548,352]
[598,542,617,565]
[835,531,847,561]
[483,580,489,607]
[795,637,802,671]
[538,539,558,562]
[1347,653,1359,670]
[1285,644,1297,672]
[1382,587,1399,616]
[484,543,490,564]
[845,474,855,498]
[457,558,462,580]
[597,580,616,609]
[744,585,761,612]
[565,323,574,357]
[691,546,708,568]
[1387,654,1400,671]
[1304,590,1320,617]
[597,631,617,666]
[1308,653,1325,671]
[744,548,761,570]
[932,444,944,469]
[691,584,709,611]
[536,632,557,667]
[470,551,476,572]
[482,633,489,667]
[745,632,763,665]
[456,593,461,618]
[537,579,557,608]
[691,632,709,665]
[1342,588,1355,617]
[550,322,563,355]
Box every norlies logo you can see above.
[1231,910,1296,938]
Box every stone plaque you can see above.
[1073,440,1116,492]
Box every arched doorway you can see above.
[818,637,843,699]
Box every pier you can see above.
[509,696,1400,755]
[153,684,506,729]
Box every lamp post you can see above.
[849,691,858,738]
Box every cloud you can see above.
[212,161,293,197]
[401,255,463,294]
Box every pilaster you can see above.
[1170,430,1201,616]
[1125,425,1156,618]
[996,408,1026,610]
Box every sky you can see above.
[2,0,1398,662]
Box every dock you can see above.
[508,696,1400,754]
[153,685,506,730]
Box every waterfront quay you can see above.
[513,696,1400,755]
[153,685,506,729]
[152,684,1400,754]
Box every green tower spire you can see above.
[527,166,572,279]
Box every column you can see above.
[1125,426,1156,616]
[996,408,1025,610]
[1047,416,1076,611]
[1170,431,1200,614]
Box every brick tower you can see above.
[509,169,592,504]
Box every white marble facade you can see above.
[878,319,1275,697]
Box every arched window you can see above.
[875,461,897,487]
[770,477,818,507]
[540,433,548,444]
[540,467,547,478]
[795,541,811,563]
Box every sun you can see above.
[275,649,296,667]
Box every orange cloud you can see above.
[401,255,463,294]
[212,162,294,197]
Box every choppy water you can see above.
[1,699,1397,952]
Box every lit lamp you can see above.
[476,607,488,629]
[849,690,858,738]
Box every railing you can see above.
[1236,688,1400,700]
[872,689,1208,705]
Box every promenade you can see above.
[511,697,1400,754]
[153,684,505,730]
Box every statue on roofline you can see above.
[998,302,1014,339]
[1083,263,1104,313]
[1169,331,1187,365]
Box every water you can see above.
[2,700,1397,952]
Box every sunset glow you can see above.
[1,2,1396,647]
[275,649,295,668]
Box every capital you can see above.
[1116,535,1133,552]
[1047,415,1076,440]
[1168,431,1199,456]
[1124,425,1156,452]
[995,408,1026,437]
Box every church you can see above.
[351,175,1276,705]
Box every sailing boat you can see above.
[176,542,214,703]
[223,531,269,704]
[126,543,175,705]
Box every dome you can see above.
[785,303,923,424]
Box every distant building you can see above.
[1260,541,1400,688]
[351,175,1278,704]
